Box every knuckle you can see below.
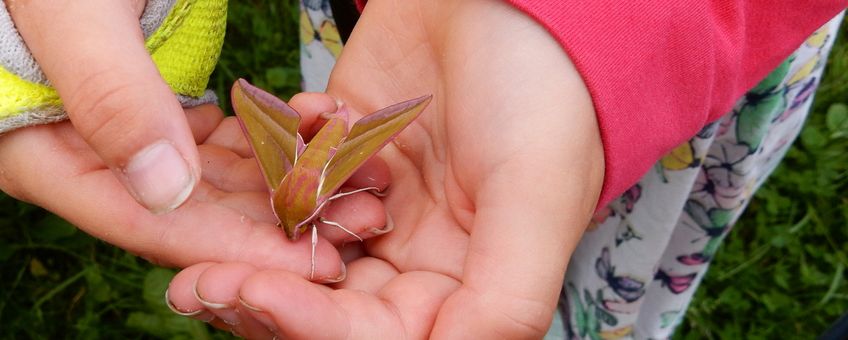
[501,309,553,338]
[494,300,554,339]
[130,0,148,17]
[469,288,555,338]
[64,70,152,148]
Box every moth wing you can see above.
[231,79,304,192]
[318,95,431,197]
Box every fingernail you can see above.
[193,289,241,326]
[194,286,229,310]
[124,141,196,214]
[239,297,277,332]
[316,261,347,284]
[371,213,395,236]
[165,288,204,317]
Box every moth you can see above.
[231,79,431,277]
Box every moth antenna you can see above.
[328,186,384,201]
[310,225,318,281]
[319,218,364,242]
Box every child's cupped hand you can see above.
[165,0,605,338]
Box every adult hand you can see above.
[6,0,199,213]
[2,0,389,316]
[167,0,605,338]
[0,98,393,282]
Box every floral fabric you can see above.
[298,2,844,338]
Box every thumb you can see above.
[8,0,200,213]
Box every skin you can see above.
[0,1,389,283]
[168,0,604,338]
[1,0,604,338]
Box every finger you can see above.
[238,270,459,340]
[185,104,226,144]
[433,152,602,338]
[197,144,266,193]
[8,0,201,214]
[167,262,217,322]
[191,263,274,339]
[288,92,338,139]
[329,256,399,293]
[0,127,346,282]
[338,242,367,263]
[317,188,388,245]
[345,157,392,193]
[203,117,254,158]
[168,262,273,339]
[189,182,277,224]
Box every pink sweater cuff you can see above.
[354,0,366,12]
[351,0,845,208]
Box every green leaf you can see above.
[29,258,49,277]
[33,214,77,242]
[84,268,113,303]
[143,268,176,309]
[126,312,170,338]
[0,242,13,261]
[265,67,299,89]
[770,234,787,248]
[826,103,848,135]
[800,125,827,148]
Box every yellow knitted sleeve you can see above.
[0,0,227,121]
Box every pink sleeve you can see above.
[504,1,846,208]
[353,0,846,208]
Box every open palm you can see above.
[167,0,604,338]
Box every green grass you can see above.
[0,2,845,338]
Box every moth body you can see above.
[231,78,432,242]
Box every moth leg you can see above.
[310,224,318,281]
[318,217,364,242]
[328,186,384,201]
